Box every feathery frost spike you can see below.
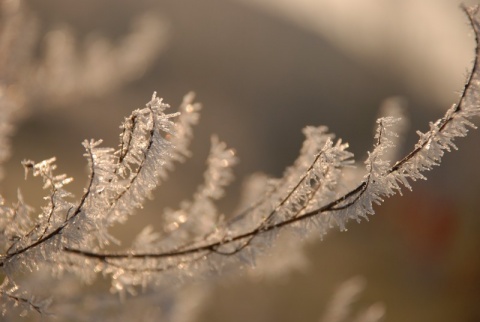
[160,136,237,249]
[320,276,384,322]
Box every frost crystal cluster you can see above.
[1,2,480,321]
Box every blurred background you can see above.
[2,0,480,320]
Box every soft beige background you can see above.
[2,0,480,321]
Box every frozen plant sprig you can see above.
[0,0,167,181]
[0,4,480,319]
[62,5,480,288]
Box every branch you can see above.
[64,6,480,270]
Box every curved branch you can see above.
[64,6,480,267]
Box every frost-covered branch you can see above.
[0,0,167,180]
[58,6,480,291]
[30,12,169,104]
[1,3,480,321]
